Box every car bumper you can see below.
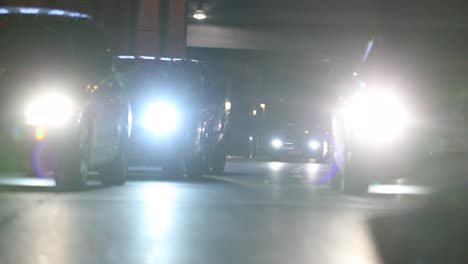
[268,148,324,160]
[128,126,199,165]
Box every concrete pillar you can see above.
[136,0,186,57]
[137,0,161,56]
[164,0,186,58]
[94,0,134,54]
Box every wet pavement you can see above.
[0,159,428,264]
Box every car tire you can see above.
[343,176,368,195]
[54,124,91,191]
[211,146,226,175]
[100,133,128,186]
[342,160,369,195]
[331,155,368,195]
[330,165,342,190]
[185,155,205,178]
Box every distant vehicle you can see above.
[268,123,329,162]
[0,8,131,190]
[116,56,230,176]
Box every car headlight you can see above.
[271,139,283,148]
[308,140,320,150]
[342,90,411,143]
[25,93,75,126]
[142,101,179,135]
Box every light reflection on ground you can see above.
[368,184,432,195]
[268,162,285,172]
[142,183,177,237]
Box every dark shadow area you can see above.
[369,186,468,263]
[128,171,217,183]
[127,171,162,181]
[0,175,108,193]
[0,183,107,193]
[235,158,328,164]
[219,171,250,177]
[0,185,56,193]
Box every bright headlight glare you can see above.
[271,139,283,148]
[142,102,179,135]
[343,90,410,143]
[25,93,74,126]
[309,140,320,150]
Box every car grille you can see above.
[282,142,295,150]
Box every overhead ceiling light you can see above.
[193,9,206,20]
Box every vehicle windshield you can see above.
[0,15,107,76]
[0,19,72,63]
[122,61,203,88]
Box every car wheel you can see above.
[185,155,205,178]
[343,177,368,195]
[342,160,369,195]
[55,124,91,191]
[100,133,128,186]
[330,167,343,190]
[331,155,368,195]
[211,146,226,175]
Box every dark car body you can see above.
[0,8,130,187]
[116,56,230,174]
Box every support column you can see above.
[136,0,187,57]
[164,0,186,58]
[94,0,134,54]
[136,0,161,56]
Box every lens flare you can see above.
[35,126,46,141]
[25,93,74,126]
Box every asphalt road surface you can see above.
[0,159,433,264]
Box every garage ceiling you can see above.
[189,0,467,28]
[187,0,468,64]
